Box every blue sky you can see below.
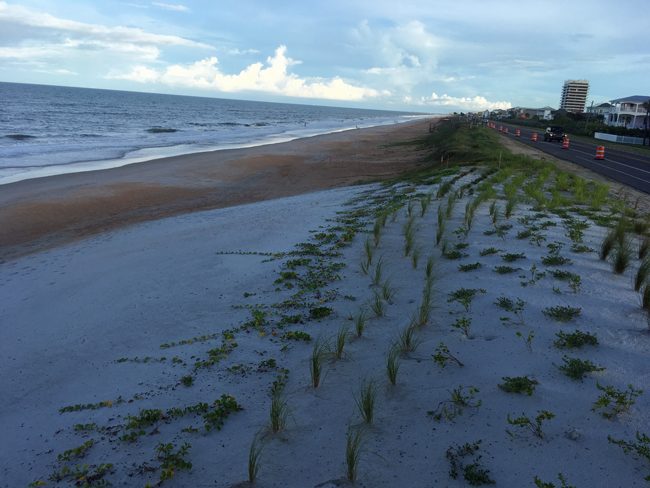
[0,0,648,112]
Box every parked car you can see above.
[544,126,566,142]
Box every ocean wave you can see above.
[146,127,178,133]
[5,134,37,141]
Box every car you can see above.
[544,126,566,142]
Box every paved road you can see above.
[492,122,650,194]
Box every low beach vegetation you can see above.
[429,386,481,421]
[543,305,581,322]
[448,287,486,312]
[345,426,364,482]
[386,344,401,385]
[432,342,464,368]
[498,376,538,396]
[558,356,605,381]
[506,410,554,440]
[446,440,495,486]
[534,473,576,488]
[355,379,377,424]
[592,383,642,419]
[553,330,598,349]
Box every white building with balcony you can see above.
[607,95,650,129]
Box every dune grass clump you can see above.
[635,258,650,291]
[403,216,416,257]
[353,309,368,337]
[355,379,377,424]
[611,235,633,274]
[248,432,264,483]
[371,258,384,286]
[558,356,605,381]
[334,325,349,360]
[639,236,650,260]
[553,330,598,349]
[345,426,364,482]
[446,191,457,219]
[425,255,435,280]
[309,339,328,388]
[411,246,420,269]
[270,390,289,433]
[600,219,628,261]
[420,193,432,217]
[501,252,526,263]
[370,290,385,317]
[398,323,420,353]
[386,344,401,385]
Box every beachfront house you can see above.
[586,102,613,120]
[509,106,554,121]
[606,95,650,129]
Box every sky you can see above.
[0,0,648,113]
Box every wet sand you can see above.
[0,119,434,261]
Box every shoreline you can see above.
[0,116,427,186]
[0,119,435,261]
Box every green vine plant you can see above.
[591,383,642,419]
[533,473,576,488]
[446,440,495,486]
[506,410,555,440]
[428,386,481,421]
[607,431,650,481]
[448,288,486,313]
[494,296,525,325]
[432,342,464,368]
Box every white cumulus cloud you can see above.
[420,92,512,111]
[108,46,385,102]
[151,2,189,12]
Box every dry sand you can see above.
[0,120,432,261]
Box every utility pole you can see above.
[644,99,650,147]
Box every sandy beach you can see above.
[2,121,650,487]
[0,120,431,262]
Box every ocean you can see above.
[0,82,424,185]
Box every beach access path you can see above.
[0,120,432,261]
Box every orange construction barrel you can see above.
[515,129,521,137]
[504,127,509,134]
[562,137,570,150]
[531,132,538,142]
[595,146,605,160]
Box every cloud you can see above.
[0,1,210,49]
[151,2,189,12]
[420,92,512,111]
[108,45,385,101]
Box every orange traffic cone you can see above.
[515,129,521,137]
[595,146,605,160]
[531,132,538,142]
[562,137,570,149]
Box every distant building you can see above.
[560,80,589,113]
[606,95,650,129]
[513,106,554,120]
[586,102,613,118]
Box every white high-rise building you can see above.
[560,80,589,113]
